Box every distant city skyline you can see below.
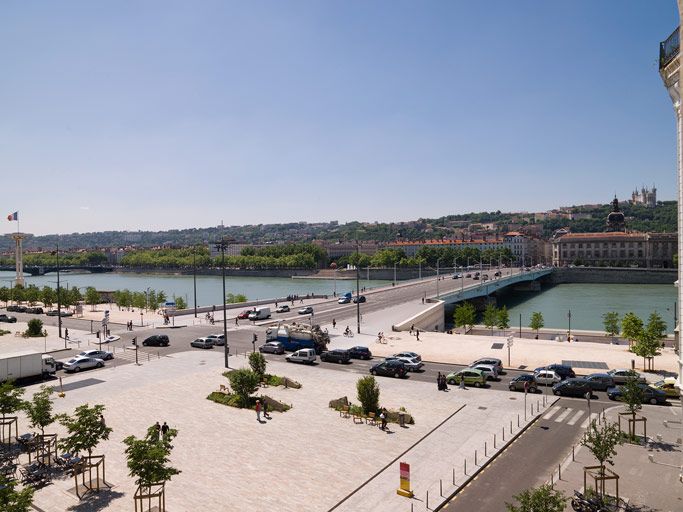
[2,1,679,235]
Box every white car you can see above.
[385,355,424,372]
[275,305,290,313]
[79,349,114,361]
[63,356,105,373]
[191,338,214,349]
[469,363,499,381]
[286,348,316,364]
[298,306,314,315]
[103,335,120,343]
[393,351,422,362]
[534,369,561,386]
[206,334,225,346]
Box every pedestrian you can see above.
[459,377,466,390]
[64,328,69,340]
[99,414,106,428]
[410,324,414,335]
[437,372,442,391]
[332,318,336,329]
[255,400,261,422]
[235,317,239,326]
[153,422,161,442]
[421,297,425,304]
[416,329,420,341]
[379,408,387,430]
[262,399,270,419]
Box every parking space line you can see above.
[543,406,561,420]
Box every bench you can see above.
[365,412,376,426]
[339,406,350,418]
[218,385,231,394]
[352,411,364,424]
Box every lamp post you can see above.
[436,258,442,298]
[193,248,198,318]
[215,234,233,369]
[50,243,63,340]
[567,309,572,341]
[356,240,361,334]
[393,262,397,286]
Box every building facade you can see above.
[631,185,657,207]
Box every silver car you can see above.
[206,334,225,346]
[259,341,285,354]
[607,369,646,385]
[63,356,104,373]
[191,338,214,349]
[79,349,114,361]
[386,355,423,372]
[469,363,499,381]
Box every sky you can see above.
[1,1,681,235]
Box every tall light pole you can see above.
[215,233,233,369]
[356,240,361,334]
[50,243,63,340]
[193,247,198,318]
[436,258,441,298]
[393,262,397,286]
[567,309,572,341]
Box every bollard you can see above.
[475,450,478,465]
[426,490,429,509]
[517,414,520,427]
[494,433,496,448]
[572,445,575,461]
[503,427,505,441]
[510,421,513,434]
[411,504,414,512]
[558,464,561,480]
[464,459,467,475]
[485,441,487,457]
[537,399,540,411]
[452,467,456,485]
[440,479,443,497]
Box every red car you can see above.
[237,310,251,320]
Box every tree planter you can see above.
[583,465,619,501]
[0,416,18,445]
[134,482,166,512]
[618,411,647,442]
[72,454,112,499]
[31,433,58,465]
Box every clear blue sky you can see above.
[1,1,680,235]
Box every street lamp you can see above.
[356,240,361,334]
[193,247,198,318]
[436,258,442,298]
[567,309,572,341]
[215,232,235,369]
[50,243,63,340]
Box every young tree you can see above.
[580,420,624,496]
[174,296,187,310]
[123,424,181,495]
[147,290,157,311]
[645,312,667,347]
[356,375,380,415]
[156,290,167,306]
[57,404,113,459]
[85,287,100,312]
[23,386,55,435]
[505,484,566,512]
[621,312,643,349]
[453,302,476,332]
[497,305,510,333]
[602,312,620,338]
[621,377,644,416]
[0,381,25,421]
[248,352,267,380]
[226,369,260,407]
[529,312,544,337]
[25,319,44,337]
[41,286,55,308]
[0,474,34,512]
[24,286,40,306]
[632,330,661,372]
[483,303,498,335]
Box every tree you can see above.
[174,296,187,310]
[602,312,620,337]
[580,420,624,496]
[497,305,510,332]
[123,424,180,489]
[0,474,34,512]
[25,319,44,337]
[632,330,661,372]
[23,386,54,435]
[645,312,667,346]
[147,290,157,311]
[505,484,566,512]
[156,291,167,306]
[483,303,498,335]
[621,312,643,349]
[529,312,544,336]
[226,293,248,303]
[24,286,40,306]
[0,381,25,421]
[85,287,100,311]
[621,377,644,416]
[41,286,55,308]
[226,369,260,407]
[57,404,113,458]
[248,352,267,380]
[356,375,380,415]
[453,302,476,332]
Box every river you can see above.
[498,283,677,334]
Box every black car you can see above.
[607,384,668,405]
[582,373,615,392]
[534,364,575,380]
[46,309,73,317]
[26,307,44,314]
[352,295,366,303]
[370,360,407,378]
[508,374,537,393]
[552,379,592,398]
[142,335,170,347]
[320,349,351,364]
[348,346,372,360]
[6,305,18,312]
[14,305,27,313]
[0,314,17,323]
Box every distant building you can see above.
[313,240,383,258]
[631,185,657,207]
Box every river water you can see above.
[498,283,677,334]
[0,271,387,307]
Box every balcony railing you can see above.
[660,27,680,70]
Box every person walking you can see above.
[436,372,442,391]
[161,421,169,441]
[153,422,161,442]
[99,414,106,428]
[416,329,420,341]
[235,317,239,327]
[409,324,414,335]
[332,318,336,329]
[255,400,262,422]
[380,408,388,430]
[262,399,270,419]
[64,328,69,340]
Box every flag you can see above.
[7,212,18,221]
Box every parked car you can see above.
[0,314,17,323]
[63,356,104,373]
[275,305,290,313]
[26,307,44,314]
[452,273,463,279]
[352,295,366,303]
[191,338,214,349]
[386,355,423,372]
[348,346,372,360]
[533,364,575,380]
[286,348,316,364]
[142,335,169,347]
[607,384,668,405]
[206,334,225,346]
[582,373,615,392]
[5,305,18,312]
[446,369,486,387]
[508,374,537,393]
[471,358,503,375]
[46,309,73,317]
[606,369,646,385]
[14,305,27,313]
[237,310,251,319]
[298,306,314,315]
[652,377,680,399]
[337,296,351,304]
[79,350,114,361]
[370,360,407,378]
[320,349,351,364]
[103,335,120,343]
[465,273,472,278]
[469,364,499,381]
[259,341,285,354]
[552,379,592,398]
[534,369,561,386]
[472,275,480,280]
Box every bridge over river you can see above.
[0,265,115,276]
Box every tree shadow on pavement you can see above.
[66,489,125,512]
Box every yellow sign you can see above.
[397,462,413,497]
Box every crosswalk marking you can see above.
[543,406,561,420]
[567,410,585,425]
[554,409,572,423]
[580,413,599,429]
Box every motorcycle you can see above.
[571,491,609,512]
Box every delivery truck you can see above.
[0,351,58,382]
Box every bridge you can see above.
[0,265,115,276]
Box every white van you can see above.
[286,348,316,365]
[248,307,271,321]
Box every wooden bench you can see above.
[365,412,376,426]
[352,411,364,424]
[339,406,350,418]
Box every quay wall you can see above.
[549,267,676,285]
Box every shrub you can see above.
[25,319,44,337]
[356,376,380,415]
[248,352,267,379]
[226,369,260,407]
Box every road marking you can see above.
[554,408,572,423]
[671,408,678,416]
[580,413,598,429]
[567,410,585,425]
[543,406,561,420]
